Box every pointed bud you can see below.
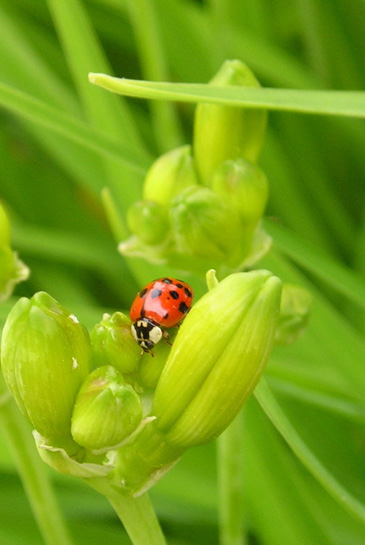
[275,284,312,345]
[127,200,169,246]
[0,292,91,442]
[91,312,141,375]
[169,186,243,266]
[143,145,199,206]
[211,158,268,228]
[193,60,267,184]
[153,270,282,448]
[71,366,142,452]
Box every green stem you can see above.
[108,491,167,545]
[0,393,74,545]
[217,411,247,545]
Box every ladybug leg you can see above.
[162,330,173,346]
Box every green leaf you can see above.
[89,74,365,118]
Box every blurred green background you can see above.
[1,0,365,544]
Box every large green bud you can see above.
[193,60,267,185]
[169,185,243,268]
[0,292,91,442]
[211,158,268,228]
[71,366,142,452]
[143,145,199,206]
[153,270,282,448]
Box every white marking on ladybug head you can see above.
[149,325,163,346]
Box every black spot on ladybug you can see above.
[176,282,183,289]
[150,288,162,299]
[170,290,179,300]
[179,301,189,314]
[162,278,173,284]
[184,287,192,298]
[163,312,169,320]
[139,288,148,298]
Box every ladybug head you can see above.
[131,318,163,354]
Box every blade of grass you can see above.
[46,0,144,148]
[264,219,365,311]
[46,0,150,231]
[0,81,149,175]
[89,74,365,118]
[125,0,184,152]
[255,378,365,525]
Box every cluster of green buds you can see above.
[0,201,29,301]
[120,60,271,277]
[1,269,282,496]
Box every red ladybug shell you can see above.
[130,277,193,329]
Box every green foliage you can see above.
[1,0,365,544]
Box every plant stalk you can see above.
[0,391,74,545]
[217,410,247,545]
[107,491,167,545]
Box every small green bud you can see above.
[71,366,142,452]
[169,186,243,266]
[211,158,268,227]
[153,270,281,448]
[0,246,30,302]
[143,145,199,206]
[127,200,169,245]
[0,292,91,441]
[0,201,11,246]
[193,60,267,184]
[275,284,312,345]
[91,312,141,375]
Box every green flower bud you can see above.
[127,200,169,245]
[143,145,199,206]
[211,158,268,228]
[275,284,312,345]
[91,312,140,375]
[193,60,267,184]
[0,292,91,442]
[0,246,30,302]
[0,201,11,246]
[153,270,281,448]
[169,186,243,266]
[71,366,142,452]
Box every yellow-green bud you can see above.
[193,60,267,184]
[127,200,169,245]
[71,366,142,452]
[153,270,281,448]
[143,145,199,206]
[211,158,268,228]
[91,312,141,375]
[275,284,312,345]
[0,201,11,246]
[0,292,91,441]
[169,186,242,266]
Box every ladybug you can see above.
[130,277,193,353]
